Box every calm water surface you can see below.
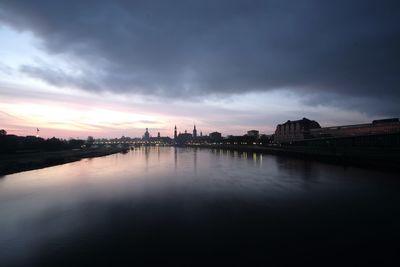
[0,147,399,266]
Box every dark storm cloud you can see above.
[0,0,399,113]
[20,65,101,90]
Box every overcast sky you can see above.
[0,0,399,138]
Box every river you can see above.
[0,147,399,266]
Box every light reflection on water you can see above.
[0,147,399,266]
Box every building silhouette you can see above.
[193,125,197,138]
[143,128,150,140]
[209,131,222,141]
[275,118,321,143]
[173,125,200,144]
[273,117,400,145]
[174,125,177,140]
[247,130,259,137]
[176,131,192,144]
[310,118,400,138]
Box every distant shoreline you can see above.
[0,147,128,177]
[185,144,400,172]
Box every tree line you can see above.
[0,130,87,154]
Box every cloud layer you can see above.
[0,0,399,114]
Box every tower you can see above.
[174,125,177,139]
[193,124,197,138]
[143,128,150,140]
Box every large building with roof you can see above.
[310,118,400,138]
[274,118,321,143]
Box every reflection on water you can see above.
[0,147,399,266]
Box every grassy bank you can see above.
[186,144,400,171]
[0,147,129,176]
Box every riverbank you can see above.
[0,147,129,176]
[186,144,400,171]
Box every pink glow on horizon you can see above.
[0,83,278,139]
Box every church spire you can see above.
[193,124,197,138]
[174,125,177,139]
